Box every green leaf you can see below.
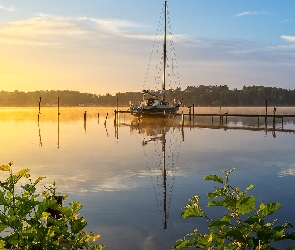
[204,175,224,184]
[58,207,72,218]
[173,239,193,250]
[0,192,9,206]
[245,215,260,225]
[70,216,87,234]
[245,183,254,192]
[261,202,282,216]
[0,223,8,233]
[208,189,227,200]
[208,220,230,230]
[34,176,46,186]
[238,196,255,215]
[193,234,213,248]
[223,196,237,209]
[208,200,225,207]
[22,184,36,194]
[181,207,205,218]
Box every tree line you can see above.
[1,85,295,107]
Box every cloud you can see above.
[0,4,15,12]
[0,13,155,47]
[236,11,267,17]
[281,35,295,43]
[280,19,293,23]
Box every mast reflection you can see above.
[133,117,182,229]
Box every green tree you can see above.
[174,169,295,250]
[0,162,104,250]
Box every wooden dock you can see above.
[114,109,295,130]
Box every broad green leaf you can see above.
[223,196,237,209]
[238,196,255,215]
[261,202,282,216]
[208,220,230,230]
[70,216,87,234]
[58,207,72,218]
[208,200,225,207]
[208,189,227,199]
[22,184,36,194]
[193,234,213,248]
[245,215,260,225]
[221,215,231,223]
[181,207,205,218]
[225,243,241,250]
[0,192,9,206]
[173,239,193,250]
[0,223,8,233]
[204,175,224,184]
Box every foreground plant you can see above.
[0,162,104,250]
[174,168,295,250]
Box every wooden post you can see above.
[258,117,259,128]
[282,117,284,129]
[265,100,267,128]
[38,97,41,114]
[273,107,276,130]
[116,97,119,125]
[181,111,184,127]
[57,97,60,115]
[192,104,195,124]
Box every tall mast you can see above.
[162,0,167,101]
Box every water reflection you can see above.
[1,107,295,249]
[122,117,182,229]
[181,116,295,139]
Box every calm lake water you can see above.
[1,106,295,249]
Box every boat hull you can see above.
[130,106,179,117]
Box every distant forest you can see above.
[1,85,295,107]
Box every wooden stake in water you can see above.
[38,97,41,114]
[57,97,60,115]
[116,97,119,125]
[84,111,87,132]
[192,104,195,125]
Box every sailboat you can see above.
[130,1,181,117]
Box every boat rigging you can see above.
[130,1,182,117]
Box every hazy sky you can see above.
[1,0,295,95]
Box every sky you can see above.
[1,0,295,95]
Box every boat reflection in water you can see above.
[130,117,182,229]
